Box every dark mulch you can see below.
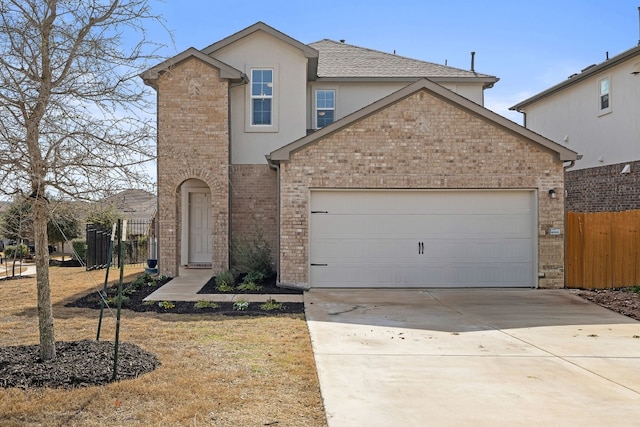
[0,340,160,389]
[66,274,305,316]
[573,287,640,321]
[198,274,303,295]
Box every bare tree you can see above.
[0,0,166,360]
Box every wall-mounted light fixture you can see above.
[622,164,631,174]
[548,188,556,199]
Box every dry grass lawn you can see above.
[0,266,326,427]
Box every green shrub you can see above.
[243,270,266,284]
[4,244,28,259]
[215,270,235,292]
[231,228,275,277]
[629,286,640,294]
[130,273,156,289]
[71,239,86,262]
[237,281,262,292]
[194,300,220,309]
[106,295,129,307]
[260,298,283,311]
[158,301,175,309]
[233,299,249,311]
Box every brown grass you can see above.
[0,266,326,427]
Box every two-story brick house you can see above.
[142,22,577,289]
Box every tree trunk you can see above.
[33,196,56,361]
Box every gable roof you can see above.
[511,45,640,111]
[202,21,319,79]
[141,47,247,89]
[100,189,157,222]
[269,78,577,162]
[309,39,498,87]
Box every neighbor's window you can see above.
[599,77,610,113]
[251,69,273,126]
[315,89,335,128]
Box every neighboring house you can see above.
[511,45,640,212]
[142,22,577,289]
[100,189,157,223]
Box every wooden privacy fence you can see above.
[566,210,640,289]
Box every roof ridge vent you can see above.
[581,64,597,73]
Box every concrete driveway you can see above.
[304,289,640,427]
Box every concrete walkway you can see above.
[143,268,303,303]
[305,289,640,427]
[0,264,36,280]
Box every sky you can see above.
[146,0,640,123]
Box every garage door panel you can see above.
[310,190,536,288]
[312,264,397,287]
[312,238,532,263]
[314,213,532,238]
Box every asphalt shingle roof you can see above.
[309,39,494,79]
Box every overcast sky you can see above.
[147,0,640,123]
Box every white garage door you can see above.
[309,190,536,288]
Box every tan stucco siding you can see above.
[279,89,566,288]
[523,57,640,170]
[214,32,309,164]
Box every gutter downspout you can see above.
[265,155,281,286]
[228,77,248,271]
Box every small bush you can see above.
[71,239,86,262]
[243,270,266,284]
[215,270,235,292]
[231,228,275,278]
[260,298,283,311]
[237,281,262,292]
[106,295,129,307]
[233,299,249,311]
[194,300,220,309]
[158,301,175,309]
[629,286,640,294]
[130,273,157,289]
[4,244,28,259]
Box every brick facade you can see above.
[278,90,567,288]
[156,58,230,277]
[230,164,278,263]
[566,160,640,212]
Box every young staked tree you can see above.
[0,0,165,361]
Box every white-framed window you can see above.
[251,69,273,126]
[315,89,335,128]
[598,77,611,114]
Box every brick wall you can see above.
[156,57,230,277]
[230,164,278,265]
[278,90,566,288]
[566,160,640,212]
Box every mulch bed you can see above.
[65,274,305,316]
[572,287,640,321]
[0,340,160,389]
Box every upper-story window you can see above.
[598,77,611,114]
[315,89,335,128]
[251,69,273,126]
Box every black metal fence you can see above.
[85,219,157,270]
